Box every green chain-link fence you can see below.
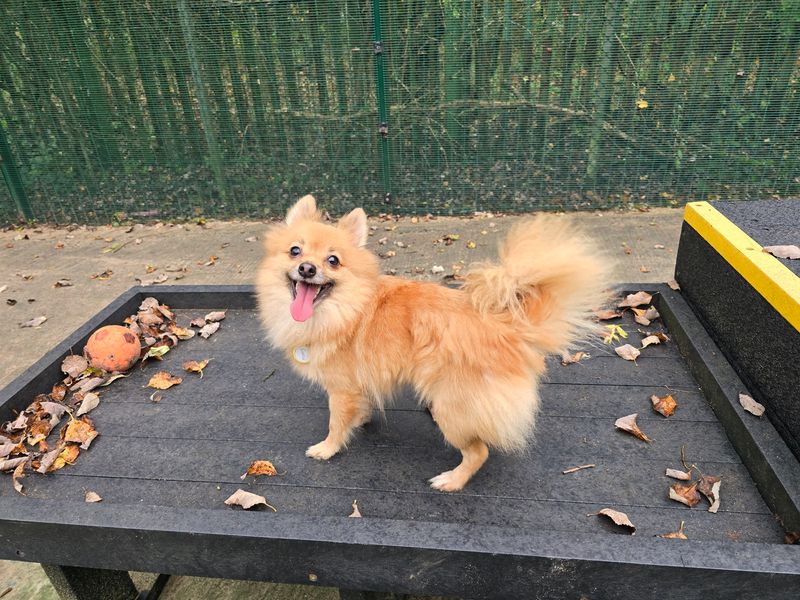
[1,0,799,224]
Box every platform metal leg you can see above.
[41,564,138,600]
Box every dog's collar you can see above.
[292,346,311,364]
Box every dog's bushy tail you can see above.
[463,215,610,354]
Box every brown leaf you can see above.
[738,393,765,417]
[147,371,183,390]
[8,412,28,431]
[168,323,195,340]
[36,444,64,473]
[50,383,67,402]
[666,279,681,291]
[763,245,800,260]
[560,351,588,366]
[241,460,278,479]
[0,442,17,458]
[349,499,362,518]
[656,521,688,539]
[70,377,104,395]
[614,344,640,362]
[190,317,207,328]
[639,265,651,273]
[698,475,721,513]
[224,489,276,511]
[85,491,103,503]
[90,269,114,280]
[20,316,47,328]
[594,309,622,321]
[75,392,100,417]
[618,291,652,308]
[183,359,210,378]
[64,416,98,450]
[204,310,227,322]
[136,273,168,286]
[630,307,651,326]
[665,468,692,481]
[614,413,652,442]
[0,456,28,472]
[785,532,800,545]
[199,322,220,339]
[589,508,636,534]
[644,306,660,322]
[640,335,662,349]
[61,355,88,378]
[651,394,677,417]
[54,279,72,288]
[669,481,701,507]
[12,460,26,495]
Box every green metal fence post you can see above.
[0,124,33,221]
[177,0,227,201]
[371,0,392,202]
[586,0,621,181]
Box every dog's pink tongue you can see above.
[290,281,317,322]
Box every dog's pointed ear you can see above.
[286,194,319,225]
[338,208,368,247]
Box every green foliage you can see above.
[0,0,798,224]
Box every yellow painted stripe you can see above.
[684,201,800,333]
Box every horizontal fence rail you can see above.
[0,0,799,223]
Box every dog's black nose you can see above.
[298,262,317,279]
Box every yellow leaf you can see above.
[667,73,676,82]
[636,98,649,109]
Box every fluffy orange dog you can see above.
[257,195,608,491]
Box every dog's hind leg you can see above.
[306,390,369,460]
[428,438,489,492]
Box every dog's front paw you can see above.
[429,469,466,492]
[305,440,340,460]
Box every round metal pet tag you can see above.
[293,346,311,364]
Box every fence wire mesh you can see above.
[1,0,799,224]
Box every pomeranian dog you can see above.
[257,195,608,491]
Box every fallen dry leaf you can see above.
[785,532,800,545]
[669,481,701,507]
[666,468,692,481]
[241,460,278,479]
[224,489,276,511]
[199,322,220,339]
[100,373,128,387]
[142,345,170,363]
[651,394,677,417]
[64,416,99,450]
[656,521,688,540]
[190,317,207,328]
[136,273,168,286]
[615,344,640,362]
[168,324,195,340]
[90,269,114,280]
[349,499,362,518]
[639,265,651,273]
[85,491,103,503]
[147,371,183,390]
[0,456,28,472]
[630,307,652,326]
[739,393,765,417]
[71,377,103,395]
[560,351,588,366]
[594,309,622,320]
[698,475,721,513]
[12,460,25,494]
[61,355,88,378]
[618,291,652,308]
[641,335,662,348]
[75,392,100,417]
[50,383,67,402]
[615,413,652,442]
[644,306,660,322]
[54,279,72,288]
[763,245,800,260]
[204,310,226,322]
[589,508,636,534]
[183,359,210,378]
[562,464,595,474]
[36,445,63,473]
[667,279,681,291]
[20,316,47,328]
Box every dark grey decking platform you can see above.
[1,285,799,600]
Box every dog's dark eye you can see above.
[327,255,340,267]
[289,246,302,257]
